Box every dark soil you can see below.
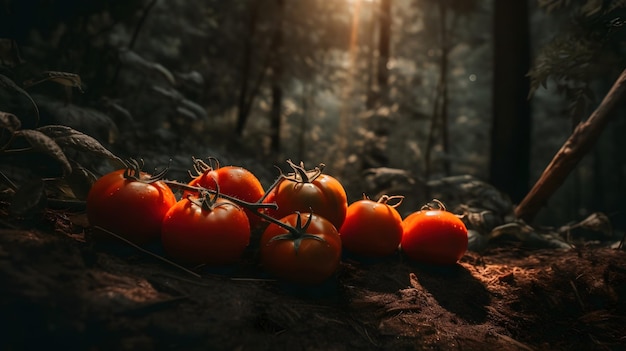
[1,209,625,351]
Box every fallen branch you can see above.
[515,69,626,222]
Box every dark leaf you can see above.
[151,85,183,100]
[119,49,176,85]
[581,0,602,17]
[23,71,84,92]
[0,111,21,132]
[14,129,72,175]
[560,212,614,237]
[577,212,612,233]
[10,177,47,216]
[0,74,39,128]
[34,124,75,138]
[34,96,119,144]
[65,161,98,200]
[180,98,208,120]
[100,97,134,124]
[37,125,122,162]
[0,39,25,67]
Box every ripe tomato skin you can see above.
[264,174,348,229]
[161,196,250,266]
[87,169,177,245]
[185,166,265,228]
[401,209,468,265]
[339,198,403,258]
[260,213,342,285]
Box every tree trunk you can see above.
[235,0,260,136]
[439,2,450,176]
[269,0,284,153]
[490,0,531,204]
[370,0,391,108]
[365,3,378,110]
[424,2,450,178]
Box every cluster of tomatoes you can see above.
[86,158,468,285]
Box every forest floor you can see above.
[1,209,625,351]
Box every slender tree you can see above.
[365,1,378,110]
[490,0,531,203]
[366,0,392,108]
[424,1,451,178]
[235,0,260,136]
[377,0,392,103]
[269,0,285,153]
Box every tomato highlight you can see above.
[87,160,177,245]
[401,200,468,265]
[161,191,251,266]
[339,195,404,258]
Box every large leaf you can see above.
[34,95,119,144]
[14,129,72,175]
[10,177,47,216]
[0,39,24,67]
[0,111,21,132]
[151,86,208,120]
[0,74,39,128]
[23,71,84,92]
[37,125,122,163]
[119,49,176,85]
[65,161,98,200]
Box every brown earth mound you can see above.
[0,211,625,351]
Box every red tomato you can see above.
[401,204,468,265]
[263,165,347,229]
[185,163,265,229]
[87,169,177,245]
[339,195,403,258]
[161,194,250,266]
[260,213,342,285]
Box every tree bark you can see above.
[235,0,260,136]
[269,0,284,153]
[515,68,626,222]
[424,2,450,178]
[367,0,391,108]
[490,0,531,203]
[365,3,377,110]
[376,0,391,105]
[439,2,450,176]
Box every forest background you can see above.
[1,0,625,233]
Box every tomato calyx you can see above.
[123,158,169,184]
[419,198,465,220]
[188,156,219,178]
[368,194,404,208]
[263,160,325,196]
[266,211,326,255]
[420,198,446,211]
[186,178,237,212]
[190,190,238,212]
[284,159,325,183]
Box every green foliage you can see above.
[529,0,626,118]
[0,73,122,217]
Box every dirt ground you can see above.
[0,209,625,351]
